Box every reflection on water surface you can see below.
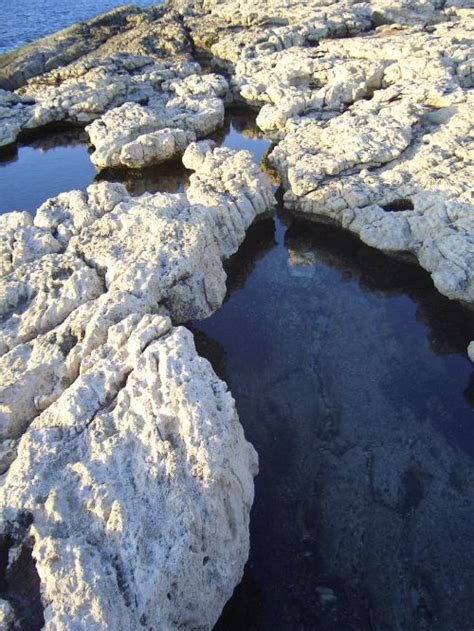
[196,210,474,631]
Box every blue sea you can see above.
[0,0,161,55]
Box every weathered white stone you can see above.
[0,146,275,443]
[86,73,228,169]
[1,0,473,626]
[0,315,258,630]
[0,254,104,356]
[270,92,474,304]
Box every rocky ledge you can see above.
[0,0,473,628]
[0,144,274,629]
[1,0,472,308]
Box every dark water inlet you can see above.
[1,110,473,631]
[0,112,269,215]
[201,210,474,631]
[0,129,96,214]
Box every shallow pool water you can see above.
[196,211,474,631]
[0,131,96,214]
[0,113,268,215]
[1,110,473,631]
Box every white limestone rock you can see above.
[0,598,16,630]
[270,91,473,304]
[34,181,129,246]
[0,143,269,628]
[0,55,201,150]
[0,145,275,440]
[86,73,228,169]
[468,341,474,362]
[0,89,34,149]
[0,254,104,356]
[0,315,258,630]
[0,290,149,442]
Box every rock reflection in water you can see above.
[0,110,270,215]
[193,214,474,631]
[96,160,192,196]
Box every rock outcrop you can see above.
[0,5,165,90]
[178,0,474,339]
[0,314,258,630]
[86,73,228,169]
[0,144,274,628]
[0,6,227,164]
[0,0,473,628]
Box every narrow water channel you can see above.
[1,113,473,630]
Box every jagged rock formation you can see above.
[0,0,473,628]
[0,314,258,630]
[177,0,474,311]
[0,144,274,628]
[0,5,228,167]
[0,4,174,90]
[86,73,228,168]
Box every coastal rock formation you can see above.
[0,56,228,166]
[0,6,228,161]
[87,73,228,168]
[0,5,169,90]
[0,143,274,438]
[0,313,258,630]
[177,0,473,311]
[0,145,273,628]
[0,0,473,628]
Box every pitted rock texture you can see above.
[0,144,273,628]
[0,0,473,627]
[86,73,228,169]
[0,145,274,439]
[0,56,228,165]
[0,314,258,630]
[175,0,473,313]
[0,6,228,159]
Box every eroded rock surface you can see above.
[0,6,227,164]
[177,0,474,328]
[0,313,258,630]
[0,0,473,628]
[0,144,273,628]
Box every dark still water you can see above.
[0,113,269,214]
[0,103,473,630]
[0,0,159,54]
[194,210,474,630]
[0,130,96,214]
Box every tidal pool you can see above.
[0,130,96,214]
[0,112,268,215]
[1,111,473,631]
[196,211,474,631]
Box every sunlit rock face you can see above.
[0,0,472,628]
[0,144,273,628]
[0,314,258,630]
[177,0,473,312]
[0,6,228,162]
